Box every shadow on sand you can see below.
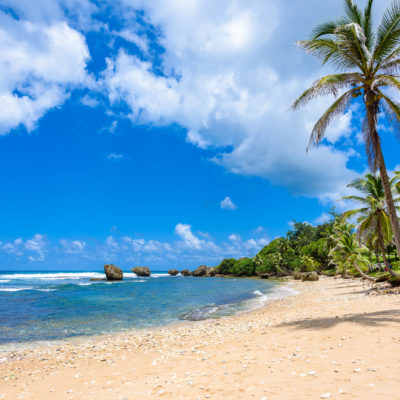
[278,309,400,331]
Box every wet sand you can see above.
[1,276,399,399]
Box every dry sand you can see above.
[0,276,399,400]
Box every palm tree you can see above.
[330,229,376,281]
[292,0,400,259]
[341,173,400,275]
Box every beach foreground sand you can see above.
[1,277,399,399]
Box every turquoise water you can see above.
[0,271,294,346]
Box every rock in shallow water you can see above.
[104,264,123,281]
[192,265,210,277]
[180,269,191,276]
[168,269,179,276]
[131,266,151,277]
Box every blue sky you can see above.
[0,0,399,270]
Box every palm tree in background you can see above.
[341,173,400,275]
[330,228,375,281]
[292,0,400,258]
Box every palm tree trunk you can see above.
[376,143,400,261]
[366,99,400,261]
[374,251,383,271]
[352,262,376,282]
[376,220,398,277]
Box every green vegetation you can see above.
[214,173,400,285]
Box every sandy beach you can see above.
[1,276,399,400]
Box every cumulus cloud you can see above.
[99,0,368,200]
[60,239,86,254]
[0,225,270,267]
[1,0,392,201]
[174,223,207,250]
[220,197,237,210]
[24,234,48,261]
[0,12,90,134]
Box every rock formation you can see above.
[131,266,151,277]
[104,264,123,281]
[168,269,179,276]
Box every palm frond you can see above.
[379,91,400,135]
[373,0,400,63]
[307,88,356,150]
[363,0,375,50]
[312,19,347,39]
[342,208,368,220]
[344,0,363,25]
[297,39,362,69]
[292,73,362,110]
[335,23,371,70]
[341,195,371,204]
[373,74,400,91]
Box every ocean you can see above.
[0,271,295,349]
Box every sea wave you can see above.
[0,272,104,280]
[0,287,34,292]
[123,273,170,278]
[181,285,299,321]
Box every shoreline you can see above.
[0,279,296,355]
[1,276,400,399]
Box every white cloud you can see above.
[107,153,124,161]
[100,0,364,200]
[314,213,331,225]
[24,234,48,261]
[60,239,86,254]
[174,223,205,250]
[0,224,271,267]
[229,234,241,242]
[220,196,237,210]
[114,29,149,53]
[0,13,90,134]
[81,94,100,108]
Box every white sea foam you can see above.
[123,272,170,278]
[0,280,10,283]
[36,289,56,292]
[0,287,33,292]
[246,285,299,311]
[0,272,104,280]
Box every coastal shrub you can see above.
[321,268,336,276]
[375,272,391,282]
[230,258,256,277]
[287,256,302,271]
[215,258,236,275]
[388,276,400,287]
[300,239,328,265]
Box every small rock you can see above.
[320,394,332,399]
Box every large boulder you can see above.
[206,267,217,277]
[131,267,151,277]
[180,269,192,276]
[293,271,303,280]
[192,265,210,277]
[168,269,179,276]
[104,264,123,281]
[300,271,319,281]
